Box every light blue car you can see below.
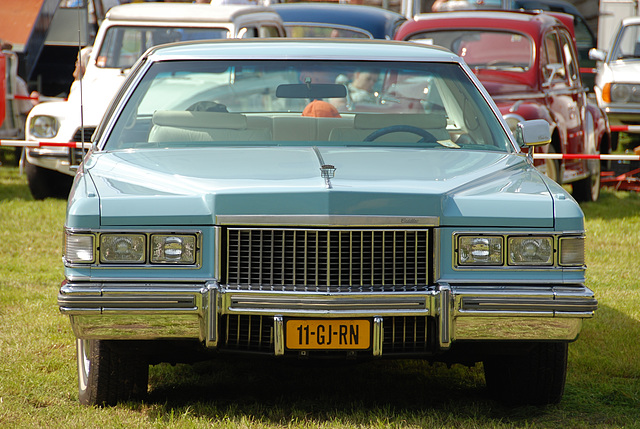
[59,38,597,407]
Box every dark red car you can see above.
[396,10,610,202]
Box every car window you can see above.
[285,24,371,39]
[239,27,258,38]
[96,26,230,69]
[104,60,512,153]
[573,16,595,49]
[260,25,283,38]
[408,30,533,71]
[541,32,566,84]
[612,23,640,60]
[559,30,580,85]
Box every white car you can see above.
[590,16,640,152]
[24,2,285,199]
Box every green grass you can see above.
[1,165,639,428]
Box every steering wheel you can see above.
[363,125,437,142]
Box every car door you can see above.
[541,27,586,182]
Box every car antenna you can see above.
[76,2,85,161]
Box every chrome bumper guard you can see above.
[59,281,597,354]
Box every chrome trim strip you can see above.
[460,296,598,313]
[274,315,284,356]
[216,215,439,227]
[214,226,221,281]
[372,316,383,357]
[438,284,451,348]
[451,285,597,317]
[221,291,432,316]
[206,285,218,347]
[432,228,440,282]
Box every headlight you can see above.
[605,83,640,103]
[458,236,503,266]
[100,234,146,263]
[508,236,553,265]
[559,236,585,266]
[151,234,196,264]
[64,232,95,264]
[29,115,60,138]
[503,113,525,133]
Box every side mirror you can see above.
[515,119,551,148]
[589,48,606,62]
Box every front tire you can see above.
[572,158,601,202]
[77,339,149,406]
[25,158,74,200]
[483,342,568,406]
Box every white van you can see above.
[24,2,285,199]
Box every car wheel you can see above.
[25,158,74,200]
[77,339,149,406]
[538,145,560,183]
[572,158,601,202]
[483,342,568,406]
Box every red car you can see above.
[396,10,610,202]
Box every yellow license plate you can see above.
[285,319,371,350]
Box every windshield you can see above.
[612,23,640,61]
[104,59,512,152]
[409,30,533,72]
[96,26,230,69]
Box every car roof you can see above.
[145,38,457,63]
[397,10,564,39]
[271,3,406,39]
[511,0,581,16]
[106,3,279,23]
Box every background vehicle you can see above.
[272,2,406,39]
[60,38,595,407]
[396,10,610,202]
[508,0,597,90]
[24,2,286,200]
[590,16,640,154]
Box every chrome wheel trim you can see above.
[77,338,91,393]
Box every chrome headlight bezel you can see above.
[457,235,504,266]
[29,115,60,139]
[100,233,146,264]
[559,236,585,267]
[507,236,554,266]
[63,229,201,267]
[150,234,197,264]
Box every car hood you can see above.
[472,70,536,95]
[608,60,640,81]
[83,146,556,227]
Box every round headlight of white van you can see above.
[30,115,60,138]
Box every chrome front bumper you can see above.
[58,280,597,354]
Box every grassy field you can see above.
[1,162,639,428]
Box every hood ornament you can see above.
[320,164,336,189]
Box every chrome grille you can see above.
[224,228,429,289]
[224,315,274,352]
[72,127,96,143]
[221,315,434,354]
[382,316,433,353]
